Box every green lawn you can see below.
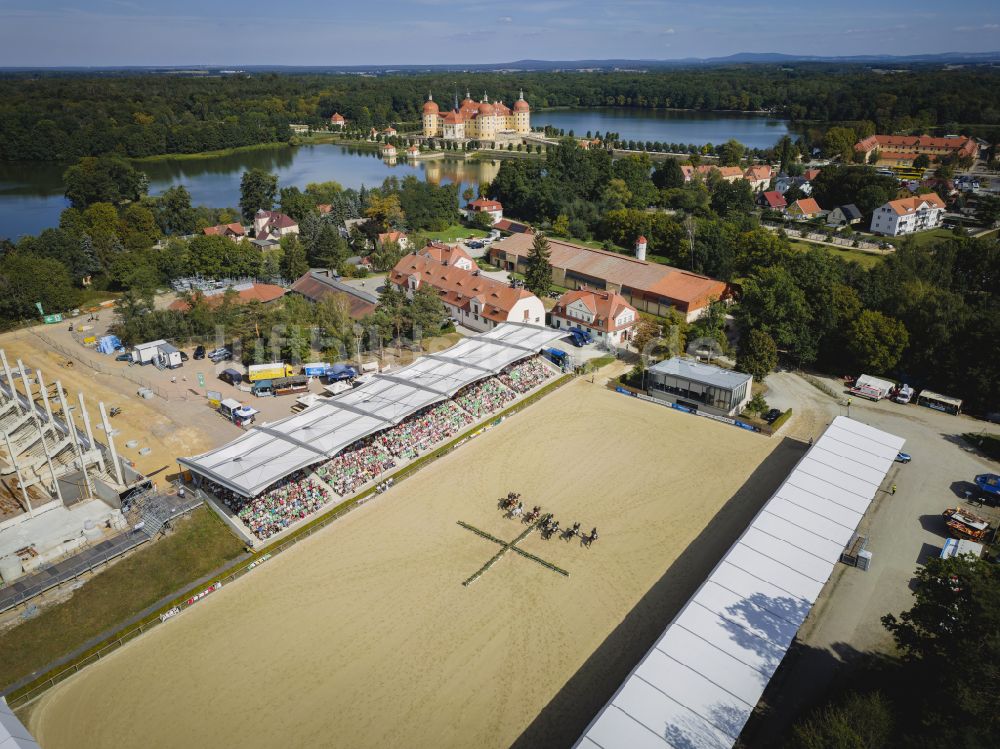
[903,227,957,248]
[787,238,885,269]
[0,507,244,690]
[423,225,488,243]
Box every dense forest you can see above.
[2,65,1000,161]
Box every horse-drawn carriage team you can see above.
[498,492,599,547]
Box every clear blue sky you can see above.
[1,0,998,66]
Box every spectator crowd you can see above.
[201,356,557,540]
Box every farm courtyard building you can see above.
[490,234,728,322]
[645,356,752,418]
[854,134,978,166]
[290,269,379,319]
[390,248,545,332]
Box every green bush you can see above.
[769,408,793,431]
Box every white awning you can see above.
[178,323,562,497]
[576,416,905,749]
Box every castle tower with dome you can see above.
[422,90,530,139]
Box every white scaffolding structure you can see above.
[179,323,563,498]
[576,416,905,749]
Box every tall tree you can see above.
[63,156,148,209]
[239,169,278,222]
[737,329,778,381]
[652,159,685,190]
[523,232,553,296]
[156,185,196,236]
[279,234,309,281]
[848,309,909,373]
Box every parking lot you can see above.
[748,370,1000,739]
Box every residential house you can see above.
[743,165,773,192]
[786,198,823,220]
[774,174,813,196]
[377,230,411,250]
[827,204,862,227]
[757,191,787,211]
[490,234,729,323]
[465,198,504,225]
[329,113,345,128]
[202,223,246,243]
[389,251,545,332]
[680,164,744,184]
[289,269,379,319]
[253,210,299,241]
[870,193,946,236]
[803,168,822,182]
[551,288,638,346]
[383,126,397,136]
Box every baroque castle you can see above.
[422,90,531,140]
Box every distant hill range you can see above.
[3,51,999,75]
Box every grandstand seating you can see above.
[212,356,558,540]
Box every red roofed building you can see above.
[870,193,946,236]
[786,198,823,219]
[490,234,729,323]
[743,164,773,191]
[757,191,787,211]
[855,134,978,166]
[202,223,246,243]
[377,230,411,250]
[389,250,545,332]
[417,241,475,271]
[552,289,638,346]
[329,112,345,128]
[422,90,530,140]
[802,168,822,182]
[465,197,503,224]
[168,283,286,312]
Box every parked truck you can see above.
[131,339,168,365]
[218,398,258,427]
[567,327,593,347]
[975,473,1000,501]
[850,374,895,401]
[247,362,296,383]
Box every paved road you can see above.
[745,371,1000,742]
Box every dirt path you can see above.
[28,379,785,749]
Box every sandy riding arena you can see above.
[27,379,797,749]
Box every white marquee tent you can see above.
[0,698,40,749]
[179,323,564,497]
[576,416,905,749]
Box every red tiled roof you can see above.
[469,198,502,211]
[744,165,772,181]
[803,168,821,181]
[789,198,822,215]
[856,134,977,157]
[256,210,297,229]
[886,193,945,215]
[316,204,332,214]
[760,191,787,209]
[443,111,463,124]
[491,234,727,313]
[418,241,473,267]
[378,231,407,246]
[494,219,530,234]
[389,253,536,323]
[513,98,530,112]
[168,283,285,312]
[330,112,345,122]
[553,289,637,333]
[202,223,245,237]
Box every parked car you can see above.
[208,347,232,362]
[193,345,206,360]
[895,452,912,463]
[763,408,782,424]
[179,351,189,362]
[115,352,131,362]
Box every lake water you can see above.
[0,110,788,240]
[532,108,788,149]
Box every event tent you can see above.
[178,323,563,497]
[576,416,905,749]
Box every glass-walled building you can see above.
[646,357,752,418]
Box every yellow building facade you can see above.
[422,91,530,140]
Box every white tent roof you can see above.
[0,698,40,749]
[576,416,905,749]
[178,323,562,497]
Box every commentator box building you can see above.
[646,357,752,418]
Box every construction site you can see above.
[0,342,199,613]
